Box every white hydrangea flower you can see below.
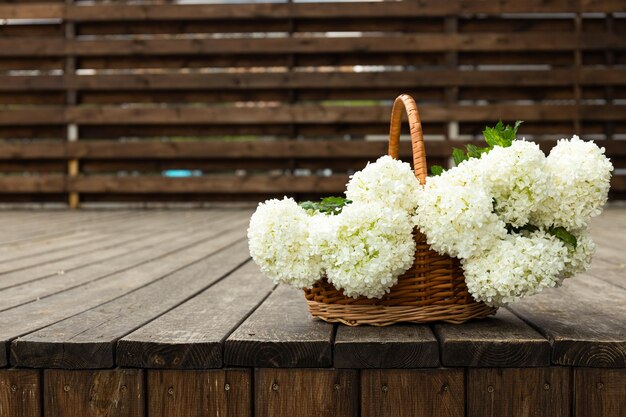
[531,136,613,230]
[438,156,486,187]
[413,175,507,259]
[462,231,568,307]
[479,140,550,227]
[560,229,596,279]
[248,197,324,288]
[346,155,421,213]
[321,203,415,299]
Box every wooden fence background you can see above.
[0,0,625,206]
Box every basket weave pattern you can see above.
[303,94,497,326]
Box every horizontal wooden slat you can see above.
[0,4,64,19]
[66,175,349,194]
[3,69,626,93]
[61,1,626,21]
[2,105,624,126]
[2,34,624,57]
[2,139,626,161]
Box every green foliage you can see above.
[430,165,445,176]
[548,226,577,249]
[448,120,524,167]
[299,196,352,215]
[506,223,577,249]
[483,120,523,149]
[452,148,468,166]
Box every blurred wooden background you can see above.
[0,0,624,206]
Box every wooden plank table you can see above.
[0,208,625,417]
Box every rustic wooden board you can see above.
[117,260,273,369]
[224,286,334,367]
[44,369,144,417]
[0,212,232,310]
[509,276,626,367]
[334,324,439,368]
[11,226,248,368]
[434,309,551,367]
[573,368,626,417]
[361,369,464,417]
[0,212,249,367]
[467,368,570,417]
[255,368,358,417]
[0,369,40,417]
[148,369,250,417]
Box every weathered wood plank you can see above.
[0,212,232,310]
[255,368,358,417]
[4,69,624,92]
[508,276,626,367]
[44,369,144,417]
[334,325,439,368]
[60,0,626,22]
[361,369,464,417]
[67,175,350,194]
[434,309,551,367]
[148,369,250,417]
[467,368,570,417]
[0,211,234,298]
[574,368,626,417]
[117,260,273,369]
[0,213,249,367]
[2,34,624,57]
[0,369,40,417]
[10,224,249,368]
[11,139,625,160]
[224,286,334,367]
[0,214,153,275]
[2,104,626,127]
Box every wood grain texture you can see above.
[255,368,358,417]
[0,213,248,367]
[44,369,143,417]
[467,368,570,417]
[434,309,551,367]
[0,370,40,417]
[4,140,625,160]
[361,369,464,417]
[11,221,248,369]
[118,260,272,369]
[508,276,626,367]
[148,369,250,417]
[574,368,626,417]
[224,286,334,367]
[334,324,439,368]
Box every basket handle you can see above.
[387,94,428,184]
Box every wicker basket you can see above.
[303,94,498,326]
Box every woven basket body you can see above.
[304,94,497,326]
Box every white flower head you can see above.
[479,140,550,227]
[321,203,415,299]
[248,197,324,288]
[560,229,596,279]
[413,175,507,259]
[463,230,568,307]
[346,155,421,213]
[532,136,613,230]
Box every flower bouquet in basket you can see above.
[248,94,614,326]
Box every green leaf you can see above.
[452,148,468,166]
[505,223,539,234]
[548,226,577,249]
[465,143,489,159]
[482,126,500,148]
[482,120,524,150]
[299,196,351,215]
[430,165,445,176]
